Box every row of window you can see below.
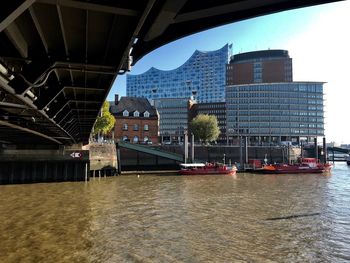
[228,111,324,117]
[122,124,149,131]
[122,135,150,143]
[123,110,150,118]
[228,128,324,135]
[236,122,324,128]
[227,84,323,93]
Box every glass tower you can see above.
[127,44,231,103]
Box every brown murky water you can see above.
[0,163,349,262]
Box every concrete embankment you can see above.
[84,143,117,176]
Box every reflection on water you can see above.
[0,163,350,262]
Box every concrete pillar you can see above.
[323,137,327,164]
[85,163,88,181]
[239,136,243,168]
[245,136,248,164]
[314,137,318,160]
[191,133,194,163]
[301,141,304,159]
[184,131,188,164]
[287,143,291,164]
[117,147,121,175]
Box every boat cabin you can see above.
[180,163,205,169]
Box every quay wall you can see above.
[0,148,89,184]
[84,143,117,173]
[119,145,301,170]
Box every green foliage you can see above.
[190,114,220,144]
[93,101,115,135]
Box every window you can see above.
[144,111,150,118]
[144,124,149,131]
[144,136,149,142]
[133,124,139,131]
[123,110,129,117]
[134,111,140,117]
[133,136,139,143]
[122,135,129,141]
[122,123,128,130]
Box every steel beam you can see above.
[0,119,62,144]
[36,0,140,17]
[0,0,36,33]
[28,6,49,54]
[0,101,28,109]
[64,86,105,92]
[0,77,76,143]
[36,83,65,110]
[144,0,187,41]
[4,22,28,58]
[174,0,277,24]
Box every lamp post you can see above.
[191,132,195,163]
[184,129,188,163]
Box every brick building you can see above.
[226,49,293,85]
[110,95,159,144]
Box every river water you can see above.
[0,163,349,263]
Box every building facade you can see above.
[227,50,293,85]
[127,44,231,103]
[110,96,159,144]
[226,82,324,145]
[154,98,196,143]
[193,102,227,143]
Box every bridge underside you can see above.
[0,0,340,147]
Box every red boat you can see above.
[258,158,332,174]
[179,163,237,175]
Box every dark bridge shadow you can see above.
[265,212,321,221]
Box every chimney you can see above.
[114,94,119,105]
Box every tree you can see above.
[93,101,115,136]
[190,114,220,144]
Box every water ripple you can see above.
[0,163,349,262]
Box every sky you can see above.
[108,1,350,144]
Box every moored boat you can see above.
[179,162,237,175]
[347,155,350,165]
[258,158,332,174]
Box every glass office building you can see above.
[194,102,227,143]
[153,98,196,143]
[226,82,324,145]
[127,44,231,103]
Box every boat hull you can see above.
[179,167,237,175]
[257,164,331,174]
[258,168,326,174]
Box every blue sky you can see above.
[108,1,350,144]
